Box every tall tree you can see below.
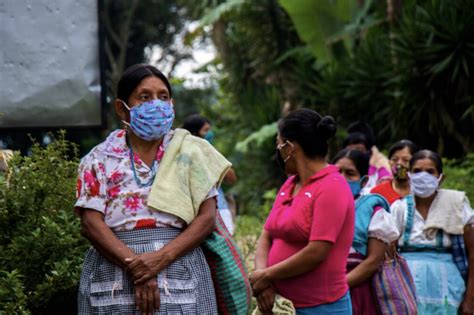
[101,0,192,127]
[279,0,474,156]
[180,0,323,214]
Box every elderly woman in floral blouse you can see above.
[75,64,227,314]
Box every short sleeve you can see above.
[368,210,400,243]
[462,199,474,226]
[74,154,108,214]
[310,179,353,243]
[390,199,407,237]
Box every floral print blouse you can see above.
[74,129,217,231]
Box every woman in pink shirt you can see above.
[250,109,355,314]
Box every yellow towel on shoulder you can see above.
[147,128,232,224]
[252,294,295,315]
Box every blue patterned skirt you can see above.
[78,227,217,314]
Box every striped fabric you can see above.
[202,212,252,315]
[78,227,217,314]
[452,234,468,281]
[372,254,418,315]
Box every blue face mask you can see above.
[204,130,214,143]
[347,179,361,198]
[120,99,175,141]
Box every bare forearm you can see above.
[159,198,216,262]
[464,226,474,297]
[81,210,134,269]
[466,257,474,295]
[255,231,272,270]
[347,259,379,288]
[348,238,386,287]
[266,241,331,281]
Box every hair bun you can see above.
[317,115,337,140]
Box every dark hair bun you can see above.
[278,108,337,158]
[317,115,337,140]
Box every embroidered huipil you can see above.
[74,129,217,231]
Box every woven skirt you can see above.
[78,227,217,314]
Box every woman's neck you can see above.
[295,156,327,184]
[415,193,437,219]
[392,178,410,196]
[127,131,162,153]
[127,131,163,167]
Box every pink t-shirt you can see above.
[264,165,355,308]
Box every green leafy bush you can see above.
[0,132,87,314]
[0,270,30,315]
[443,153,474,202]
[234,188,276,270]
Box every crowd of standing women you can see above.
[75,63,473,314]
[252,111,474,314]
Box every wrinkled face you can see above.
[115,76,171,122]
[390,147,412,170]
[410,158,440,178]
[128,76,170,107]
[198,122,211,138]
[335,157,361,181]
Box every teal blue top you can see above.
[352,194,391,256]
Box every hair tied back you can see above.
[316,115,337,140]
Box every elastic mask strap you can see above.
[438,173,443,183]
[359,175,368,186]
[118,100,131,127]
[283,141,295,163]
[118,99,131,111]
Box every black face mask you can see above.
[276,149,286,171]
[276,140,294,173]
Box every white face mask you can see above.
[409,171,442,198]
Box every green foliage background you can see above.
[182,0,474,218]
[1,0,474,313]
[0,133,87,314]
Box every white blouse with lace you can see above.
[391,198,474,248]
[349,209,400,254]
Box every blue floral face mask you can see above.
[120,99,175,141]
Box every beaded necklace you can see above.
[127,135,165,188]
